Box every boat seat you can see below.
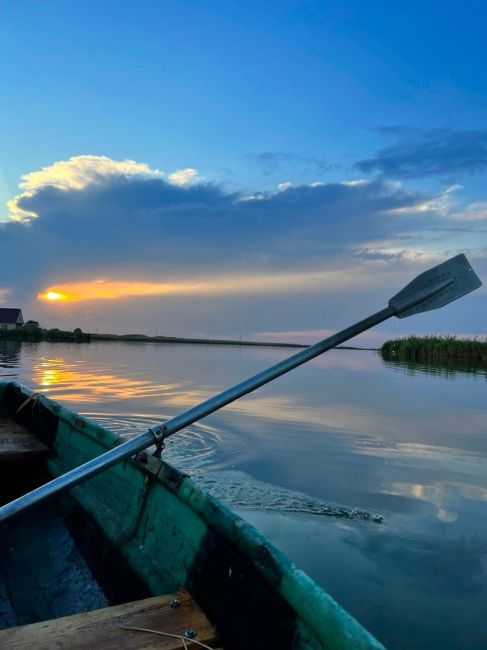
[0,418,48,462]
[0,590,220,649]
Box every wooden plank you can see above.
[0,418,48,462]
[0,591,219,649]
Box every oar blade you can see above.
[389,254,482,319]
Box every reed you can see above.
[381,335,487,362]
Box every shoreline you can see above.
[90,332,305,348]
[0,329,379,351]
[90,333,378,350]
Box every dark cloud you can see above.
[250,151,338,177]
[1,175,429,287]
[357,127,487,179]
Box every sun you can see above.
[38,291,68,301]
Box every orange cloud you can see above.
[37,265,406,304]
[38,279,202,302]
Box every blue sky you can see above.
[0,1,485,342]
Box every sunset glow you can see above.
[37,266,400,304]
[38,279,203,302]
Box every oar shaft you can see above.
[0,431,155,524]
[0,305,394,525]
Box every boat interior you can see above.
[0,415,221,649]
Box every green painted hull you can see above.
[0,381,385,649]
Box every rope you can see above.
[15,394,38,414]
[121,625,215,649]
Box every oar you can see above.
[0,254,481,524]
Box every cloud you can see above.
[167,167,201,186]
[250,151,337,178]
[0,289,9,304]
[3,156,431,277]
[449,201,487,221]
[356,127,487,179]
[7,155,200,221]
[354,245,443,264]
[386,184,462,216]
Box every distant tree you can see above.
[0,324,88,343]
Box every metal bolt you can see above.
[184,629,197,639]
[170,598,181,608]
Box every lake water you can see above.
[1,339,486,649]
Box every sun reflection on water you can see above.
[31,356,181,403]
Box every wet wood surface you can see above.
[0,591,220,649]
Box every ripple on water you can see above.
[84,413,383,522]
[191,470,383,522]
[83,412,250,472]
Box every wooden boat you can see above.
[0,381,385,649]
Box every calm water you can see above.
[1,339,486,649]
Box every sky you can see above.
[0,0,486,344]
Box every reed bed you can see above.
[381,335,487,362]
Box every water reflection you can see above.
[384,481,478,523]
[31,356,181,403]
[242,510,487,650]
[381,353,487,379]
[29,353,390,435]
[0,340,22,376]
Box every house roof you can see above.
[0,308,23,323]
